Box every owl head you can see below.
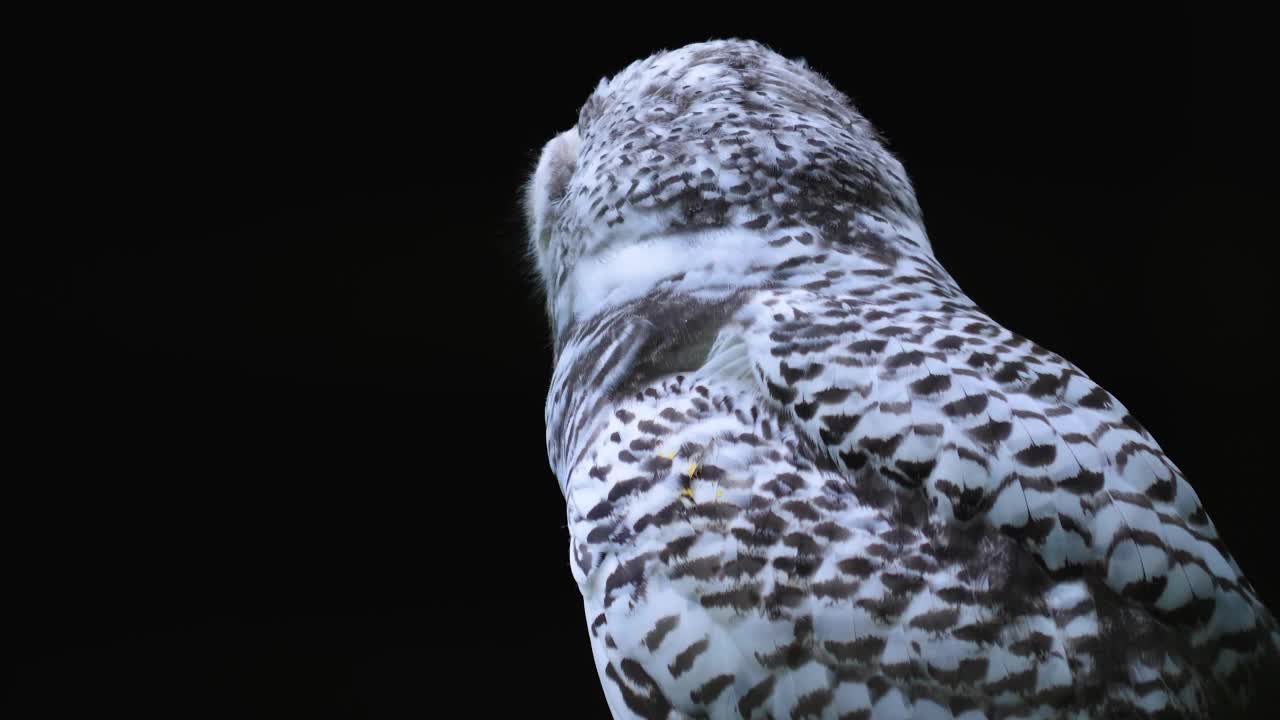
[525,39,927,345]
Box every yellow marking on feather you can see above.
[659,449,677,460]
[686,462,699,477]
[715,488,724,498]
[679,487,695,500]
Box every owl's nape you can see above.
[528,39,1279,719]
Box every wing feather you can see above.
[737,285,1279,691]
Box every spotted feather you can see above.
[526,39,1278,719]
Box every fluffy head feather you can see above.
[525,39,927,347]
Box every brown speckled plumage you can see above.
[526,39,1278,719]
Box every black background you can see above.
[8,6,1274,718]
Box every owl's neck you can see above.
[549,214,935,347]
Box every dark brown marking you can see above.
[968,419,1013,446]
[911,373,952,395]
[700,585,761,611]
[1059,469,1104,494]
[668,637,710,678]
[824,635,887,663]
[943,394,988,417]
[643,615,681,652]
[737,676,776,717]
[791,687,833,718]
[1015,443,1057,467]
[813,578,858,599]
[671,555,722,580]
[690,673,735,704]
[910,606,960,633]
[1078,386,1113,409]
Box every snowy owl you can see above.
[523,39,1278,719]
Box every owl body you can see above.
[527,40,1278,719]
